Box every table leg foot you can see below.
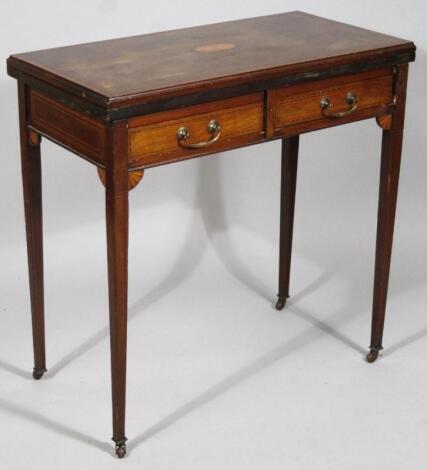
[114,438,127,458]
[275,296,287,311]
[366,347,382,363]
[32,367,47,380]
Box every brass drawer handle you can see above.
[320,92,358,118]
[177,119,221,149]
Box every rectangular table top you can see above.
[7,11,415,118]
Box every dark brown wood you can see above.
[267,68,394,137]
[105,121,129,457]
[7,12,415,120]
[367,63,409,363]
[29,89,107,165]
[18,83,47,380]
[6,12,416,458]
[276,136,299,310]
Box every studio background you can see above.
[0,1,426,469]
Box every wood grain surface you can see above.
[29,90,106,164]
[7,12,415,119]
[128,93,263,166]
[267,68,394,137]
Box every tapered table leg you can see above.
[105,122,129,457]
[367,64,409,363]
[18,83,46,380]
[276,136,299,310]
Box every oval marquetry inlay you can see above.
[195,43,236,53]
[97,168,144,191]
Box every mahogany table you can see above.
[7,11,416,458]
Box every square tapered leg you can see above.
[277,136,299,310]
[18,83,46,380]
[105,122,129,457]
[367,64,409,363]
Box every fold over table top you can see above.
[7,11,415,119]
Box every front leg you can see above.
[367,64,409,363]
[18,83,47,380]
[105,122,130,457]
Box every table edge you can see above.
[7,42,416,121]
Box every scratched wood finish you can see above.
[7,12,415,119]
[128,93,263,167]
[267,68,394,137]
[29,90,106,165]
[367,63,409,363]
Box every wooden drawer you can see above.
[267,68,394,137]
[128,93,264,168]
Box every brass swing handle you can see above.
[177,119,221,149]
[320,92,358,118]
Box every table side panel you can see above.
[29,89,107,165]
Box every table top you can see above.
[8,11,415,115]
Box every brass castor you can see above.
[366,349,380,363]
[275,296,287,311]
[32,368,46,380]
[115,439,127,458]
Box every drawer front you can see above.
[267,68,394,137]
[128,93,264,168]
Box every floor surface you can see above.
[1,183,427,470]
